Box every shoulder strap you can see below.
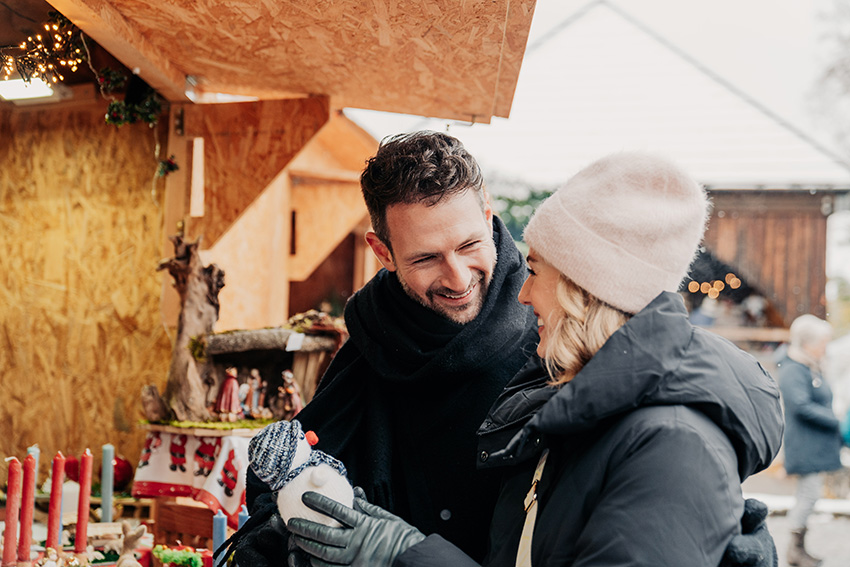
[515,449,549,567]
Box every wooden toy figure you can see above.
[215,366,243,422]
[271,370,304,421]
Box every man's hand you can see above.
[720,499,777,567]
[288,492,425,567]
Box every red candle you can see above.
[74,449,93,553]
[46,452,66,551]
[3,458,21,567]
[16,454,36,563]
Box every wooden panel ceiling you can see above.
[43,0,537,123]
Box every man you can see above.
[229,132,775,566]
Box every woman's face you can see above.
[518,248,562,358]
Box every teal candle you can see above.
[101,444,114,523]
[213,509,227,565]
[238,504,249,529]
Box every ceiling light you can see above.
[0,78,54,101]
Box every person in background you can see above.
[287,151,784,567]
[778,314,841,567]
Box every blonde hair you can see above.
[542,274,631,386]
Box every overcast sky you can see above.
[592,0,836,146]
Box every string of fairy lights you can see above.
[1,10,175,198]
[1,13,85,85]
[686,272,743,300]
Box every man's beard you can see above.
[398,270,490,325]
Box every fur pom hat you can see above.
[523,152,709,314]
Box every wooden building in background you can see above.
[703,188,850,328]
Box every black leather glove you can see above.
[286,488,369,567]
[719,498,777,567]
[288,491,426,567]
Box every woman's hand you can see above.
[288,491,425,567]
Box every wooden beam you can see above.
[160,104,192,327]
[205,328,337,355]
[45,0,189,101]
[289,167,362,184]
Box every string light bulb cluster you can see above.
[1,12,84,85]
[687,272,742,299]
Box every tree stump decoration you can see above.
[153,235,225,422]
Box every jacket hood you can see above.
[484,292,783,480]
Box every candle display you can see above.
[74,449,93,554]
[3,457,21,567]
[17,454,36,563]
[46,452,66,551]
[212,509,227,565]
[101,444,114,523]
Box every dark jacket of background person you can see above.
[778,356,842,475]
[242,217,539,562]
[393,292,784,567]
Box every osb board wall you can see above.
[184,97,329,248]
[288,179,369,281]
[56,0,536,122]
[202,172,291,332]
[704,191,829,326]
[0,102,173,482]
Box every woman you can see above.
[778,314,840,567]
[287,152,784,566]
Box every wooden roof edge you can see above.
[331,108,381,149]
[47,0,189,101]
[492,0,538,119]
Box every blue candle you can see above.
[101,444,114,523]
[26,445,40,486]
[238,504,249,529]
[213,509,227,564]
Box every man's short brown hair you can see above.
[361,131,485,250]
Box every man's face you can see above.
[366,190,497,324]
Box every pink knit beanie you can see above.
[523,152,709,314]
